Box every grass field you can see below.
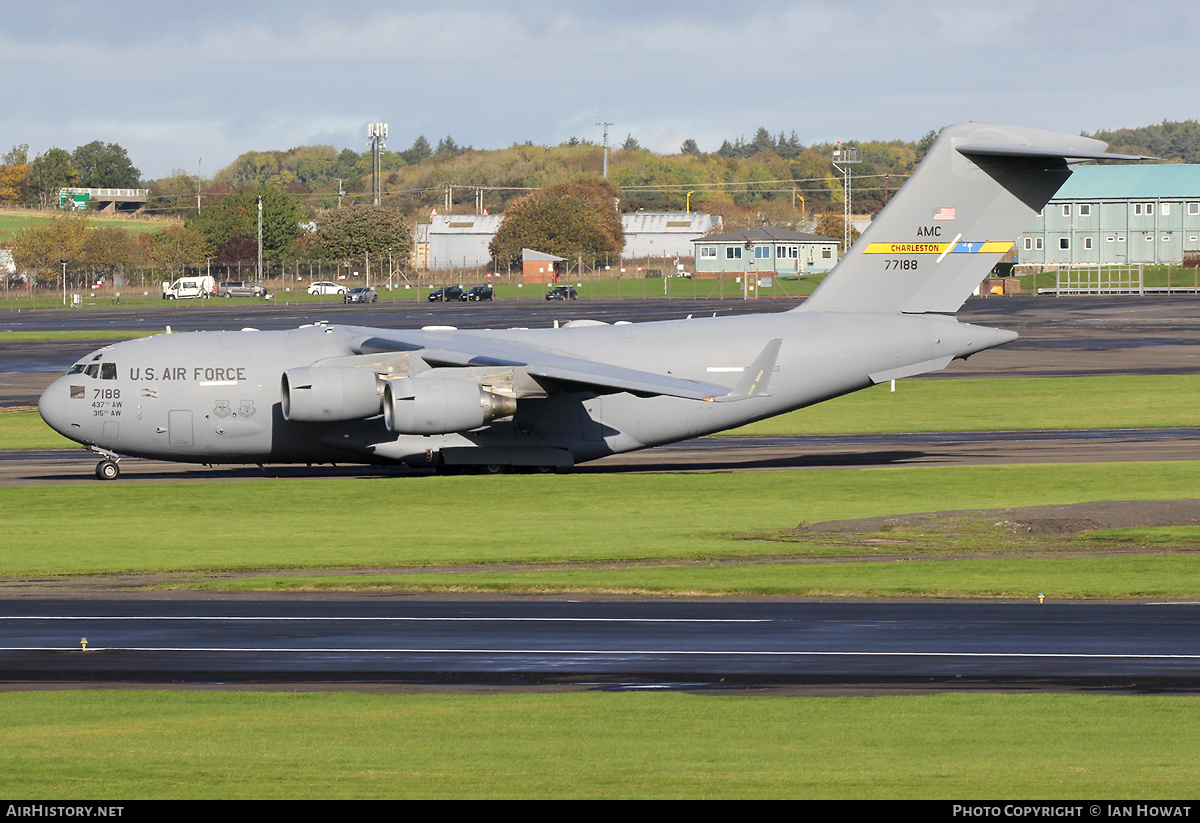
[3,461,1198,598]
[0,209,176,243]
[2,691,1198,799]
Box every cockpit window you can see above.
[92,353,103,361]
[67,364,85,375]
[84,364,99,379]
[101,363,117,380]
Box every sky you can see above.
[3,1,1197,181]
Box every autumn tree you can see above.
[10,214,89,287]
[488,178,624,269]
[0,162,29,204]
[315,204,413,264]
[813,212,859,248]
[83,226,142,280]
[145,225,209,274]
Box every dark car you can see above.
[343,286,378,304]
[462,285,494,302]
[218,280,268,298]
[545,285,578,301]
[428,286,464,302]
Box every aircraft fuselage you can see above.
[38,311,1013,474]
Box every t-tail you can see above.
[799,123,1149,316]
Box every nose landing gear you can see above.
[88,447,123,481]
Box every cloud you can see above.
[2,1,1196,179]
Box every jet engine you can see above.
[281,367,383,422]
[383,377,517,435]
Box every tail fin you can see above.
[799,123,1148,315]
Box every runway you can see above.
[3,598,1199,692]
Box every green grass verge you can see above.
[724,374,1200,434]
[1,691,1198,799]
[4,462,1200,597]
[0,408,75,449]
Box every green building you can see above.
[693,226,839,277]
[1017,165,1200,266]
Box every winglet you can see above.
[712,338,782,402]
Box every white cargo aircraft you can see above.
[39,124,1144,479]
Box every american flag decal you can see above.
[932,207,956,221]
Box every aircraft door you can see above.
[168,410,194,447]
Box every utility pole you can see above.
[595,113,613,179]
[368,123,388,205]
[257,196,263,281]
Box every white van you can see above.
[162,276,216,300]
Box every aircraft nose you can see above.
[38,377,76,440]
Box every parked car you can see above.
[545,285,578,301]
[343,286,378,304]
[218,280,268,298]
[428,286,464,302]
[462,285,494,302]
[308,281,346,295]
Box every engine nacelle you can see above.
[281,367,383,422]
[383,377,517,435]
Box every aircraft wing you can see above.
[354,333,749,401]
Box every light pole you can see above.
[831,144,862,255]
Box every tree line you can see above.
[9,198,414,289]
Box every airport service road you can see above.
[2,599,1199,691]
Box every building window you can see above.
[1035,238,1043,251]
[1024,238,1033,251]
[1059,238,1070,250]
[699,246,717,259]
[821,247,833,259]
[1079,204,1091,217]
[1163,235,1172,243]
[776,245,798,259]
[754,246,771,259]
[1134,204,1143,216]
[1084,237,1093,250]
[1062,204,1071,217]
[1106,236,1115,242]
[1146,235,1155,242]
[1189,203,1199,216]
[1163,204,1171,216]
[725,246,742,260]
